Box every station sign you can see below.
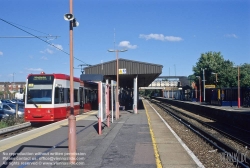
[205,85,215,88]
[119,69,126,74]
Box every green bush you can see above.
[0,116,25,128]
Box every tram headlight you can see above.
[47,110,51,113]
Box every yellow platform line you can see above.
[0,111,98,152]
[143,101,162,168]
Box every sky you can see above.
[0,0,249,82]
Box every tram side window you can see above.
[54,87,64,104]
[74,89,78,102]
[64,88,79,103]
[67,88,70,103]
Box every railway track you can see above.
[148,98,250,168]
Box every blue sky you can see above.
[0,0,249,82]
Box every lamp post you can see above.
[64,0,79,164]
[201,68,206,102]
[237,66,240,108]
[108,49,127,120]
[211,72,218,87]
[196,76,201,103]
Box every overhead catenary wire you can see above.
[0,36,59,39]
[0,18,91,66]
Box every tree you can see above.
[193,52,224,87]
[191,51,249,88]
[239,63,250,87]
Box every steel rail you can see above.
[159,101,250,149]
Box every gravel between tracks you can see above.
[151,103,237,168]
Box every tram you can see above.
[24,72,97,123]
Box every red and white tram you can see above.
[24,73,97,123]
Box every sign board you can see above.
[119,69,126,74]
[205,85,215,88]
[80,74,103,81]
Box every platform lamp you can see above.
[211,72,218,87]
[196,76,202,103]
[201,68,207,102]
[64,0,79,164]
[108,49,127,120]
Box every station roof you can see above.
[83,58,163,88]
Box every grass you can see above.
[0,122,8,129]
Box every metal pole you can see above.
[116,51,119,120]
[68,0,76,164]
[111,80,114,123]
[15,103,18,118]
[133,76,138,114]
[202,69,205,102]
[106,79,110,127]
[238,66,240,108]
[108,49,127,119]
[98,81,102,135]
[199,77,201,103]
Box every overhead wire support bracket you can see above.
[78,64,92,74]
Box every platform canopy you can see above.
[83,58,163,88]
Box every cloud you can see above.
[224,34,238,38]
[0,51,3,55]
[139,34,183,42]
[26,68,43,72]
[41,56,48,60]
[118,41,137,49]
[53,44,63,50]
[40,44,63,54]
[40,48,53,54]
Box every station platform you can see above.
[155,97,250,131]
[0,99,203,168]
